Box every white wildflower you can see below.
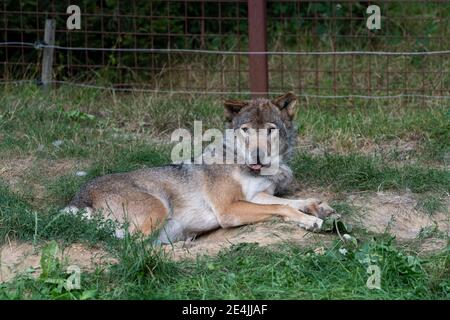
[52,140,64,147]
[343,234,352,241]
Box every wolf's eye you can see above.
[267,127,277,135]
[241,127,249,133]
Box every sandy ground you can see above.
[1,190,448,284]
[0,154,448,283]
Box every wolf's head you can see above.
[224,92,298,175]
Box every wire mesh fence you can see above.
[1,0,449,100]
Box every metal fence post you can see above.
[248,0,268,98]
[40,19,56,89]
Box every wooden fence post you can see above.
[248,0,268,98]
[40,19,56,89]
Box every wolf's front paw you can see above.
[282,205,323,232]
[297,215,323,232]
[299,198,336,219]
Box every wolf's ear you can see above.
[272,92,297,119]
[224,100,248,121]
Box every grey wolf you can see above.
[64,92,335,243]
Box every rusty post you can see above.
[248,0,268,98]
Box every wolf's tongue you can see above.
[249,164,262,170]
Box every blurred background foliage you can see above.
[1,1,448,83]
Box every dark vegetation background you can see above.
[2,1,448,94]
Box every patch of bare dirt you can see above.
[0,156,90,184]
[0,156,90,202]
[165,220,334,260]
[0,156,35,190]
[346,191,449,240]
[165,190,448,259]
[0,242,115,284]
[1,191,447,282]
[44,159,90,178]
[416,238,448,254]
[297,136,422,163]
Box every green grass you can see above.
[0,184,117,245]
[0,85,223,158]
[291,153,450,193]
[1,238,448,300]
[416,193,449,215]
[1,85,448,165]
[297,103,450,164]
[0,85,448,300]
[90,239,450,299]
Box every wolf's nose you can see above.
[257,150,266,165]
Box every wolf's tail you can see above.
[68,185,92,208]
[60,184,94,219]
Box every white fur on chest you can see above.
[233,170,275,201]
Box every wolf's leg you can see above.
[156,218,187,244]
[251,192,335,219]
[217,201,322,231]
[92,191,168,237]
